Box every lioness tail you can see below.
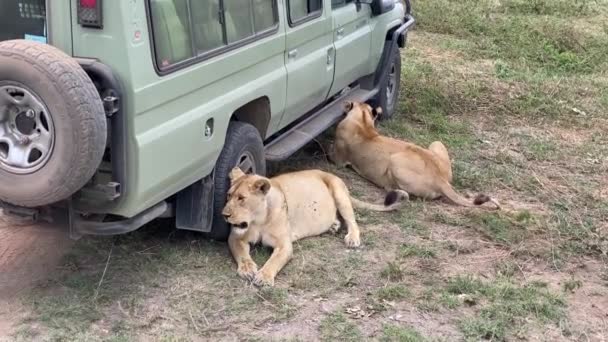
[438,181,500,210]
[350,190,408,212]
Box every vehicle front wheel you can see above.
[209,121,266,241]
[371,46,402,120]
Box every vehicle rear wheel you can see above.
[0,40,107,207]
[371,45,402,120]
[209,121,266,241]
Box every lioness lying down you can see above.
[222,167,406,286]
[332,101,499,209]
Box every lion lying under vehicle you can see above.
[222,167,406,286]
[332,101,499,209]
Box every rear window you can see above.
[0,1,47,43]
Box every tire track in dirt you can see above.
[0,211,73,338]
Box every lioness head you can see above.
[221,167,272,230]
[343,101,383,126]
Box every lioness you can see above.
[222,167,406,286]
[331,101,499,209]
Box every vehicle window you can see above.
[289,0,322,25]
[253,0,276,32]
[149,0,194,68]
[149,0,278,71]
[331,0,353,8]
[190,0,225,53]
[224,0,255,43]
[0,0,47,43]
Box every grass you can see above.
[380,324,427,342]
[6,0,608,340]
[445,275,565,340]
[376,284,411,302]
[399,243,436,259]
[319,311,363,342]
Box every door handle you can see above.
[337,28,345,39]
[288,49,298,59]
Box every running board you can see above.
[265,86,376,161]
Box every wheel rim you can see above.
[237,151,257,175]
[386,63,397,111]
[0,83,55,174]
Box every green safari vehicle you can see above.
[0,0,415,240]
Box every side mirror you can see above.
[370,0,396,15]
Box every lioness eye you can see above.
[237,195,245,201]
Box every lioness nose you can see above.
[222,212,231,218]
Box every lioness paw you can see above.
[252,270,275,287]
[237,260,258,280]
[344,233,361,248]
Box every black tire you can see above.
[209,121,266,241]
[0,40,107,207]
[370,45,402,120]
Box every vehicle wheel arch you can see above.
[230,96,271,140]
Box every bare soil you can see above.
[0,211,72,339]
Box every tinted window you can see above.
[331,0,354,8]
[253,0,276,32]
[289,0,322,24]
[190,0,225,53]
[149,0,278,70]
[0,0,47,42]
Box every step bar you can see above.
[265,86,376,161]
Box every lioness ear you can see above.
[253,179,271,195]
[372,106,383,119]
[229,167,246,182]
[343,101,354,113]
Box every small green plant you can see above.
[562,278,583,293]
[381,262,404,281]
[380,324,427,342]
[376,284,411,302]
[319,312,363,342]
[399,243,436,259]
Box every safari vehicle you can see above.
[0,0,414,240]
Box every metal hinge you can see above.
[102,89,120,117]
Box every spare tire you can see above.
[0,40,107,207]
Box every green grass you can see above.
[319,312,363,342]
[445,276,565,340]
[398,243,436,259]
[376,284,411,302]
[380,324,427,342]
[381,262,405,282]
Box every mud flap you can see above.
[175,173,215,232]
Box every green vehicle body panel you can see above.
[281,2,334,130]
[41,0,406,218]
[329,4,373,96]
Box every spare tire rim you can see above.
[237,151,257,175]
[0,83,55,174]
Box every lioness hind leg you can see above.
[330,219,342,233]
[327,177,361,248]
[429,141,453,183]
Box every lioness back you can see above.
[273,170,339,241]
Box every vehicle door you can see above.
[280,0,334,129]
[328,0,372,96]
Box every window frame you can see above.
[287,0,324,27]
[145,0,280,76]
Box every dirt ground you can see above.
[0,212,72,339]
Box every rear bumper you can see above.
[0,200,168,239]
